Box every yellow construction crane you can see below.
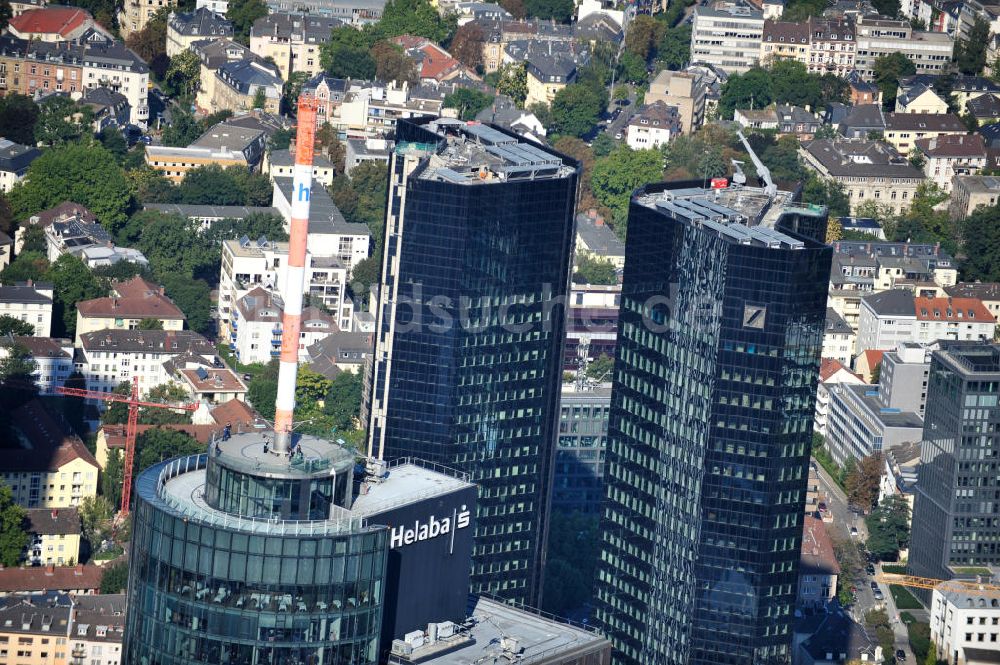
[876,573,1000,598]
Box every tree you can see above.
[34,97,92,146]
[845,453,883,513]
[961,204,1000,281]
[443,87,494,120]
[865,494,911,561]
[135,428,204,475]
[450,23,485,70]
[320,27,376,80]
[226,0,268,43]
[718,68,774,119]
[591,147,664,234]
[574,255,618,285]
[523,0,573,22]
[368,0,455,43]
[125,8,171,79]
[137,318,164,330]
[0,0,10,33]
[873,53,917,109]
[818,73,850,107]
[549,83,606,138]
[586,353,614,381]
[0,483,27,567]
[956,18,991,75]
[163,50,201,98]
[625,15,665,61]
[801,175,851,217]
[324,371,363,431]
[0,251,49,284]
[495,62,528,108]
[871,0,900,15]
[826,218,843,243]
[770,60,822,110]
[0,315,35,336]
[79,495,114,547]
[281,71,309,116]
[100,561,129,594]
[617,51,649,85]
[161,274,212,335]
[0,94,39,145]
[248,361,279,420]
[46,254,106,337]
[99,126,129,160]
[102,449,123,508]
[656,24,692,71]
[591,132,615,157]
[9,143,131,234]
[782,0,828,20]
[541,512,599,615]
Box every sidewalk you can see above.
[878,564,917,665]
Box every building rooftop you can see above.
[819,357,862,382]
[351,461,473,517]
[273,177,370,235]
[0,283,52,304]
[392,596,609,665]
[8,6,91,37]
[0,400,98,473]
[916,133,987,158]
[0,138,40,174]
[28,202,96,228]
[179,367,248,394]
[77,277,184,321]
[169,6,233,37]
[914,296,994,323]
[802,139,923,179]
[216,59,281,95]
[0,565,103,594]
[800,514,840,576]
[268,148,335,169]
[935,343,1000,376]
[0,336,70,359]
[946,282,1000,300]
[0,595,71,633]
[576,211,625,258]
[843,383,925,428]
[825,307,853,335]
[885,112,966,132]
[71,593,126,644]
[79,329,214,355]
[799,610,878,663]
[192,122,266,153]
[306,329,373,378]
[143,203,280,219]
[864,289,916,316]
[250,11,342,41]
[24,507,81,536]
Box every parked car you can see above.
[243,373,253,381]
[896,649,906,662]
[614,132,623,140]
[870,581,879,591]
[866,564,876,576]
[850,526,859,537]
[874,589,884,601]
[140,135,153,145]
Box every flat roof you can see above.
[396,597,609,665]
[352,462,473,517]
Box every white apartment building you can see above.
[0,281,53,337]
[218,237,353,342]
[912,296,996,345]
[931,586,1000,665]
[81,37,150,128]
[857,289,918,354]
[853,17,954,80]
[823,307,856,366]
[70,595,126,665]
[814,358,865,439]
[916,134,988,193]
[76,329,216,394]
[231,287,338,365]
[690,4,764,74]
[0,336,73,391]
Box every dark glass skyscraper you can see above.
[910,343,1000,584]
[365,118,578,605]
[594,182,831,665]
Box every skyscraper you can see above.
[365,117,579,604]
[594,181,831,665]
[910,343,1000,584]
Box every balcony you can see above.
[270,349,280,357]
[271,339,281,347]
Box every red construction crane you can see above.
[55,376,198,516]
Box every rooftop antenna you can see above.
[273,92,318,455]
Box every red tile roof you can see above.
[9,7,92,38]
[914,296,995,323]
[179,368,247,393]
[77,277,185,321]
[208,398,258,428]
[800,515,841,576]
[100,424,218,450]
[0,564,102,594]
[0,400,98,473]
[819,358,863,382]
[862,349,886,369]
[915,133,987,158]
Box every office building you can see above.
[911,344,1000,584]
[554,385,610,515]
[365,118,578,605]
[853,17,954,80]
[594,180,831,665]
[950,175,1000,220]
[690,4,765,74]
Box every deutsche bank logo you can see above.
[390,505,472,549]
[297,183,311,202]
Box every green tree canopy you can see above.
[247,361,279,420]
[366,0,455,42]
[0,314,36,336]
[801,175,851,217]
[718,68,774,119]
[656,24,692,71]
[324,371,363,431]
[873,52,917,109]
[226,0,268,43]
[443,88,495,120]
[98,126,129,161]
[162,108,204,147]
[494,62,528,108]
[79,495,114,547]
[549,83,606,138]
[845,453,883,514]
[0,482,27,568]
[573,255,618,285]
[47,254,106,337]
[9,142,131,234]
[523,0,573,21]
[163,50,201,98]
[591,147,664,235]
[0,250,48,284]
[962,202,1000,281]
[956,18,991,75]
[0,94,39,145]
[865,494,911,561]
[135,428,205,475]
[320,27,377,80]
[34,97,92,146]
[100,561,129,594]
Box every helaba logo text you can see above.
[390,506,471,549]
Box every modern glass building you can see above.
[554,385,611,515]
[365,117,579,605]
[124,433,386,665]
[593,182,831,665]
[910,343,1000,585]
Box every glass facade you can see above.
[594,184,831,665]
[124,452,388,665]
[554,387,611,515]
[910,344,1000,584]
[366,118,579,605]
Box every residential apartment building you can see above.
[624,101,681,150]
[249,12,341,80]
[895,82,949,114]
[916,134,988,193]
[44,215,148,268]
[911,344,1000,584]
[524,51,578,108]
[0,337,73,391]
[17,202,95,253]
[856,289,917,352]
[0,35,85,98]
[75,277,185,344]
[8,7,94,41]
[575,209,625,269]
[80,35,150,128]
[883,112,967,153]
[24,507,81,566]
[76,329,216,394]
[930,586,1000,665]
[343,138,392,175]
[947,282,1000,322]
[644,69,706,134]
[913,296,996,344]
[814,358,865,438]
[0,595,71,664]
[145,120,267,182]
[0,400,99,509]
[366,118,579,605]
[594,181,831,665]
[690,4,765,74]
[264,0,385,24]
[230,287,337,365]
[70,595,126,665]
[759,17,855,76]
[119,0,177,37]
[760,19,809,67]
[207,58,281,115]
[192,38,253,115]
[0,138,39,193]
[554,385,610,515]
[798,515,840,609]
[879,440,920,520]
[734,104,821,138]
[823,307,856,365]
[853,17,954,80]
[0,281,53,337]
[165,7,232,57]
[264,148,335,186]
[801,139,925,215]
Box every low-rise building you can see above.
[553,384,611,515]
[847,70,881,106]
[142,203,280,230]
[0,566,102,596]
[946,282,1000,321]
[79,35,150,128]
[305,328,372,378]
[855,347,886,383]
[344,137,393,175]
[734,104,821,138]
[70,594,126,665]
[690,4,765,74]
[930,586,1000,665]
[904,74,1000,109]
[625,101,681,150]
[0,137,40,193]
[912,296,996,344]
[642,69,707,134]
[166,7,233,57]
[894,82,949,114]
[230,287,338,365]
[45,215,147,269]
[853,16,954,80]
[145,119,268,182]
[798,515,840,609]
[916,134,987,192]
[823,307,855,366]
[883,112,967,154]
[0,281,53,337]
[119,0,177,38]
[192,38,253,115]
[879,439,920,520]
[393,34,479,85]
[967,93,1000,124]
[174,365,247,404]
[950,174,1000,220]
[524,50,578,108]
[575,209,625,269]
[0,594,72,661]
[77,329,216,394]
[23,507,81,566]
[800,139,925,215]
[7,6,94,41]
[264,147,335,186]
[249,12,341,80]
[825,380,924,467]
[75,277,185,344]
[0,400,99,509]
[857,289,919,352]
[264,0,385,25]
[837,103,886,138]
[80,86,130,134]
[0,336,73,391]
[814,357,865,439]
[16,202,95,253]
[795,611,881,665]
[208,58,282,115]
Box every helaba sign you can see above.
[390,505,471,550]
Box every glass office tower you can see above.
[365,118,578,605]
[124,433,388,665]
[910,343,1000,585]
[594,182,831,665]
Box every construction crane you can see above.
[875,572,1000,599]
[54,376,198,516]
[736,130,777,199]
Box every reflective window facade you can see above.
[366,118,579,605]
[554,387,611,515]
[594,184,831,665]
[124,453,387,665]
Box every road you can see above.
[813,459,916,664]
